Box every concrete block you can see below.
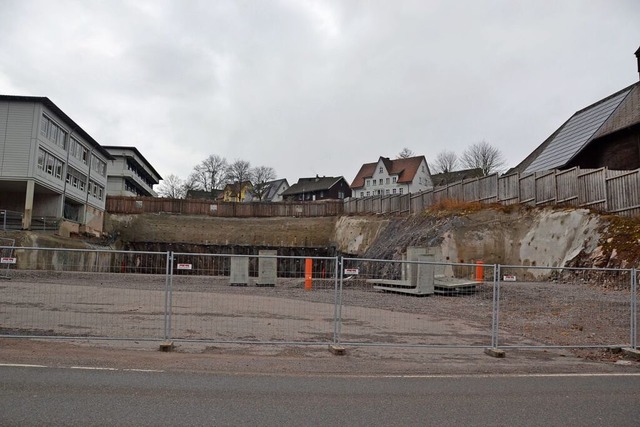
[328,345,347,356]
[484,347,506,358]
[622,348,640,360]
[159,341,174,352]
[230,256,249,286]
[257,250,277,287]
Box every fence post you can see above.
[333,256,344,345]
[164,251,173,341]
[491,264,501,349]
[632,268,637,349]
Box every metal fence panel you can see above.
[496,265,633,348]
[0,248,168,340]
[338,257,494,347]
[168,253,338,344]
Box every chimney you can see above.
[636,46,640,80]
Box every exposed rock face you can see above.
[6,206,640,270]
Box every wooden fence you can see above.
[105,196,345,217]
[344,167,640,217]
[107,167,640,218]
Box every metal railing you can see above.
[1,210,23,231]
[0,246,637,351]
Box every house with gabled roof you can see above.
[350,155,433,198]
[258,178,289,202]
[222,181,253,202]
[281,176,351,201]
[512,47,640,174]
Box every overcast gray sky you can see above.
[1,0,639,186]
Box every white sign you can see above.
[1,257,16,264]
[177,263,193,270]
[503,275,517,282]
[344,268,360,275]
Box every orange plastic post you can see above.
[475,261,484,282]
[304,258,313,290]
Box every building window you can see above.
[379,167,383,173]
[37,148,64,181]
[91,155,107,177]
[386,178,390,184]
[393,189,397,194]
[69,137,88,164]
[399,188,404,194]
[40,114,67,149]
[338,191,345,199]
[379,179,383,185]
[89,179,105,200]
[392,177,397,183]
[372,180,376,186]
[366,191,370,196]
[360,192,364,197]
[366,179,370,186]
[386,189,390,195]
[66,166,87,191]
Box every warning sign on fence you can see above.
[1,257,16,264]
[344,268,359,275]
[177,263,192,270]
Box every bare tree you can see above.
[460,140,506,176]
[397,147,414,159]
[226,159,253,202]
[251,165,277,201]
[156,174,185,198]
[430,150,459,174]
[190,155,228,192]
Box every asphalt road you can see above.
[1,366,639,426]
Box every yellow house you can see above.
[222,181,253,202]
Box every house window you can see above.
[379,179,382,185]
[386,189,390,195]
[373,180,376,186]
[399,188,404,194]
[379,167,383,173]
[338,191,345,199]
[386,178,390,184]
[393,189,397,194]
[366,191,370,196]
[366,179,370,186]
[392,177,397,183]
[360,192,364,197]
[419,177,422,184]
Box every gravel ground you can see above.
[1,269,637,361]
